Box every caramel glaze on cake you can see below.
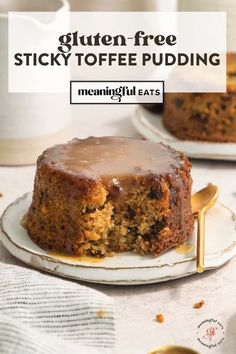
[25,137,194,257]
[163,53,236,142]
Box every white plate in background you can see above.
[132,107,236,161]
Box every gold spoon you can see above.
[148,345,199,354]
[191,183,219,273]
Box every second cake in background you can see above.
[163,53,236,142]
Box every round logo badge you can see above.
[197,319,224,348]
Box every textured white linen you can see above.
[0,263,116,354]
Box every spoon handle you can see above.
[197,210,205,273]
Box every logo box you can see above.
[70,80,164,104]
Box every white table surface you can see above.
[1,105,236,354]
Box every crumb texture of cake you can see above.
[163,53,236,142]
[25,137,194,257]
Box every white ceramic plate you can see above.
[1,193,236,285]
[132,107,236,161]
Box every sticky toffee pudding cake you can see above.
[163,53,236,142]
[25,137,194,257]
